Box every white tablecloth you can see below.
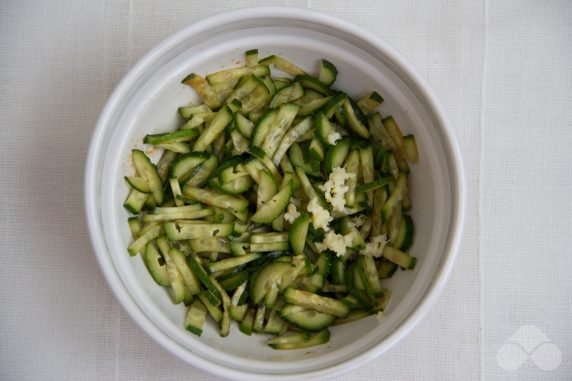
[1,1,570,380]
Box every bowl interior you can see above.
[91,11,458,379]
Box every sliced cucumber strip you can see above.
[186,255,223,302]
[182,186,248,216]
[143,242,170,286]
[261,103,299,157]
[170,152,209,183]
[239,308,255,335]
[259,55,306,76]
[289,213,310,256]
[132,149,164,205]
[251,109,277,148]
[142,207,213,222]
[251,185,293,224]
[245,49,258,67]
[342,98,370,139]
[127,223,161,256]
[182,73,222,110]
[198,291,223,322]
[267,329,330,350]
[123,189,149,214]
[284,288,350,318]
[315,111,336,146]
[125,176,152,194]
[265,301,287,334]
[240,81,271,113]
[235,112,254,138]
[382,173,407,221]
[192,106,233,151]
[186,154,218,187]
[127,217,142,238]
[189,237,230,253]
[377,260,399,279]
[229,241,249,257]
[251,261,293,305]
[343,150,359,208]
[250,242,289,252]
[359,255,383,295]
[250,232,289,244]
[206,65,269,86]
[382,116,405,154]
[403,134,419,163]
[249,146,282,183]
[218,272,249,292]
[269,82,304,108]
[324,137,351,173]
[209,176,253,195]
[308,138,325,161]
[178,104,211,119]
[159,243,191,304]
[250,304,265,333]
[279,304,335,332]
[368,112,396,150]
[273,77,291,90]
[207,253,261,274]
[144,128,199,145]
[356,177,393,193]
[322,93,346,119]
[357,91,383,115]
[393,214,414,251]
[185,300,207,336]
[168,247,201,295]
[318,59,338,86]
[256,170,278,208]
[298,96,332,117]
[382,246,416,269]
[163,222,233,240]
[294,75,333,96]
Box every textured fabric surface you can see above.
[0,1,570,380]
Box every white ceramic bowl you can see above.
[85,6,465,380]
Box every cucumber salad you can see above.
[124,50,419,350]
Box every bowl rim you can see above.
[85,6,465,380]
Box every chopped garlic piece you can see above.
[343,229,361,248]
[352,214,367,228]
[316,230,361,257]
[327,131,342,145]
[316,231,347,256]
[307,197,332,231]
[283,203,300,224]
[359,234,388,257]
[317,231,347,256]
[319,167,355,212]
